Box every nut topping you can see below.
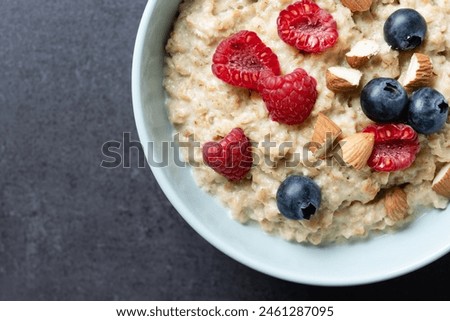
[432,163,450,198]
[402,53,434,91]
[311,113,343,158]
[340,133,375,170]
[341,0,373,12]
[345,39,380,68]
[384,187,409,221]
[326,66,362,92]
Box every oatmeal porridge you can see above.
[163,0,450,244]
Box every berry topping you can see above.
[407,87,449,135]
[363,124,420,172]
[384,9,427,51]
[212,30,281,90]
[360,78,409,123]
[277,0,339,53]
[202,128,253,181]
[257,68,318,125]
[276,175,322,220]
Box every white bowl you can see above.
[132,0,450,286]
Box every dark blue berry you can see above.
[407,87,449,135]
[384,9,427,51]
[276,176,321,220]
[360,78,409,123]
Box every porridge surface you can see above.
[164,0,450,244]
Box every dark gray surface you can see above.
[0,0,449,300]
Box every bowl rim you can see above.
[131,0,450,286]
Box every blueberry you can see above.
[276,175,321,220]
[407,87,449,135]
[384,9,427,51]
[360,78,409,123]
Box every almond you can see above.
[326,67,362,92]
[340,133,375,170]
[432,163,450,198]
[384,187,409,221]
[402,53,434,91]
[310,113,343,158]
[341,0,372,12]
[345,39,380,68]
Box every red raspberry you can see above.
[277,0,339,53]
[202,128,253,181]
[212,30,281,90]
[363,124,421,172]
[257,68,318,125]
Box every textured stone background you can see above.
[0,0,449,300]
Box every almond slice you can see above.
[341,0,372,12]
[326,67,362,92]
[310,113,343,158]
[432,163,450,198]
[340,133,375,170]
[345,39,380,68]
[384,187,409,221]
[402,53,434,91]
